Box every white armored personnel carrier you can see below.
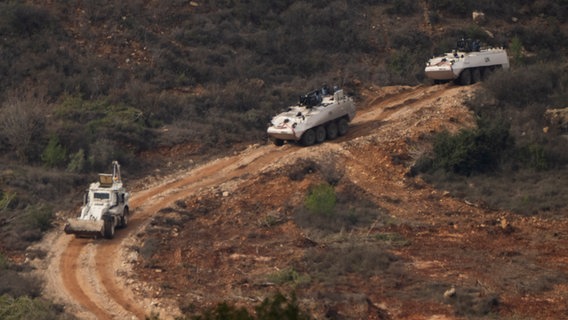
[425,38,510,85]
[267,86,356,146]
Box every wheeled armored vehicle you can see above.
[267,86,356,146]
[64,161,130,239]
[425,38,510,85]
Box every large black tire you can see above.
[479,67,487,81]
[483,66,494,80]
[103,217,115,239]
[272,138,284,147]
[471,68,481,83]
[315,126,326,143]
[119,207,129,228]
[457,69,472,85]
[337,118,349,136]
[326,122,338,140]
[300,129,316,146]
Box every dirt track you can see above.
[36,84,513,319]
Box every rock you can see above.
[444,286,456,298]
[472,11,485,24]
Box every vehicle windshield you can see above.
[94,192,110,200]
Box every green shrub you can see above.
[483,64,561,106]
[517,144,550,171]
[431,117,513,175]
[0,191,16,211]
[0,294,59,320]
[304,183,336,216]
[184,292,310,320]
[266,268,311,287]
[24,205,53,232]
[254,292,310,320]
[186,302,252,320]
[41,136,67,168]
[66,149,86,173]
[509,36,524,66]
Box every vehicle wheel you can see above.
[315,126,326,143]
[273,138,284,147]
[326,122,338,140]
[483,67,494,80]
[337,118,349,136]
[471,68,481,83]
[300,129,316,146]
[119,207,129,228]
[478,67,487,81]
[458,69,472,85]
[103,217,115,239]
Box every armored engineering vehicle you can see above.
[64,161,130,239]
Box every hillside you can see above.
[28,83,567,320]
[0,1,567,319]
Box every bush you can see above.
[3,3,53,36]
[66,149,86,173]
[0,270,42,299]
[305,244,399,280]
[254,292,310,320]
[431,117,513,175]
[266,268,311,287]
[24,205,53,232]
[483,64,561,106]
[183,292,310,320]
[304,183,336,216]
[54,96,154,169]
[0,294,60,320]
[386,0,419,16]
[296,180,383,233]
[41,136,67,168]
[0,191,16,211]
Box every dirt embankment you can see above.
[31,84,568,319]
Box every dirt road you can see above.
[38,84,474,319]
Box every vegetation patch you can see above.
[179,292,310,320]
[0,294,63,320]
[304,243,399,281]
